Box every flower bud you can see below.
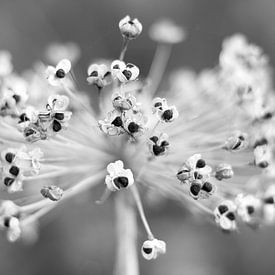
[119,15,142,40]
[215,163,234,180]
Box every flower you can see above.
[87,63,111,88]
[105,160,134,191]
[111,60,140,82]
[41,185,64,201]
[149,19,186,44]
[152,97,179,122]
[119,15,142,40]
[148,132,169,157]
[141,238,166,260]
[214,201,237,231]
[45,59,72,86]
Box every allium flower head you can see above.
[0,14,275,274]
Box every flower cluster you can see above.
[0,15,275,273]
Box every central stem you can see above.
[114,191,139,275]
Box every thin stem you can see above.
[119,38,129,61]
[114,191,139,275]
[131,185,154,240]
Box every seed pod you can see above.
[41,185,63,201]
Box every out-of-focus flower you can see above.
[149,19,186,44]
[45,42,80,65]
[0,51,13,76]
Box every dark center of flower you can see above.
[113,65,120,70]
[4,177,15,187]
[128,122,139,133]
[122,70,132,80]
[218,205,229,214]
[56,69,66,78]
[4,217,10,227]
[150,136,159,144]
[247,206,255,215]
[259,161,269,168]
[53,120,62,132]
[54,113,65,121]
[113,176,129,189]
[143,247,153,254]
[111,116,123,127]
[19,113,29,123]
[196,159,206,168]
[9,166,20,177]
[201,182,213,193]
[162,109,173,121]
[12,94,21,103]
[226,212,235,221]
[152,145,165,156]
[25,128,36,137]
[89,71,98,77]
[5,153,15,163]
[264,197,274,204]
[190,183,201,196]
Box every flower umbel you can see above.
[0,15,275,275]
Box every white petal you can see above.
[56,59,71,73]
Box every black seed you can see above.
[9,166,20,177]
[154,102,162,108]
[253,138,268,148]
[218,205,228,214]
[161,141,169,147]
[262,112,273,120]
[264,197,274,204]
[259,161,269,168]
[122,70,132,80]
[5,153,15,163]
[55,69,65,78]
[127,64,134,68]
[53,120,62,132]
[12,94,21,103]
[226,212,235,221]
[150,136,158,144]
[113,65,120,70]
[193,171,202,180]
[128,20,134,25]
[54,113,65,121]
[111,116,123,127]
[104,71,111,78]
[247,206,255,215]
[4,217,10,227]
[128,122,139,133]
[232,140,242,150]
[143,247,153,254]
[89,71,98,77]
[190,183,201,196]
[196,159,206,168]
[162,109,173,121]
[152,145,165,156]
[4,177,14,186]
[19,113,29,123]
[25,128,35,137]
[239,135,245,141]
[113,177,129,189]
[201,182,213,193]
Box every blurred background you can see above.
[1,0,275,274]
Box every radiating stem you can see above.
[148,43,172,96]
[114,191,139,275]
[119,38,129,61]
